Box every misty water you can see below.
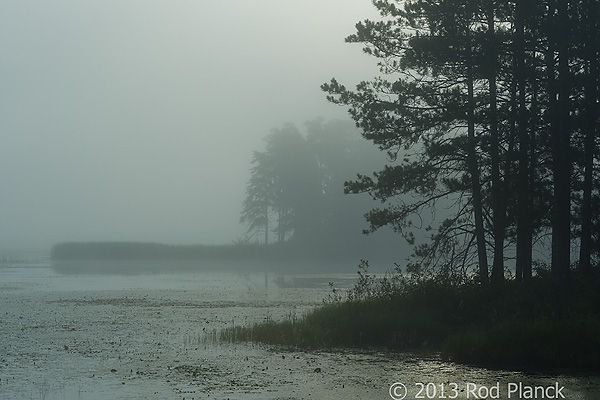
[1,256,599,400]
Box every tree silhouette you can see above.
[323,0,600,289]
[240,120,396,261]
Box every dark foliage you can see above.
[222,263,600,371]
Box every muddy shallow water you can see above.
[1,260,599,400]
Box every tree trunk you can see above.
[265,203,269,245]
[578,0,598,275]
[466,26,489,285]
[523,76,537,280]
[549,0,571,290]
[515,0,533,281]
[487,0,505,284]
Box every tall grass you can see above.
[221,261,600,371]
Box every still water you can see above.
[0,258,598,399]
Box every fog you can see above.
[0,1,381,251]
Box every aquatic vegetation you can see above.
[222,262,600,371]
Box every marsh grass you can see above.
[220,261,600,370]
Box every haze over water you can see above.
[2,258,599,400]
[0,1,380,252]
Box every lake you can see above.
[1,257,599,399]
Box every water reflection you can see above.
[0,261,598,399]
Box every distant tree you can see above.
[304,118,388,248]
[240,124,320,243]
[240,151,273,244]
[240,119,399,262]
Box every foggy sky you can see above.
[0,1,381,251]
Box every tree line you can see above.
[321,0,599,290]
[240,119,401,263]
[51,241,266,260]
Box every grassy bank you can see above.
[221,263,600,371]
[51,241,268,261]
[50,241,395,272]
